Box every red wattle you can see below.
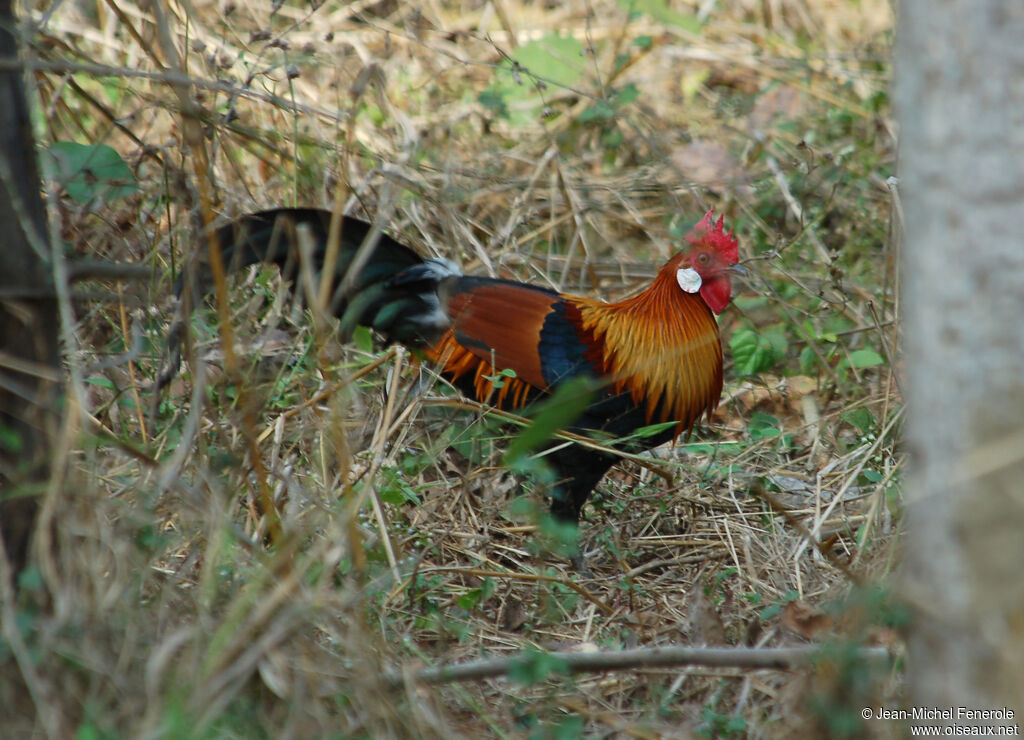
[700,276,732,314]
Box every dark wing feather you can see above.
[535,300,599,387]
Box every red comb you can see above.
[686,209,739,264]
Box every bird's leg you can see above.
[544,447,620,572]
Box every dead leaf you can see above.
[786,375,818,399]
[749,85,807,131]
[687,590,727,646]
[781,600,834,640]
[501,594,527,631]
[258,648,291,699]
[670,140,750,191]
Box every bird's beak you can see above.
[728,263,749,277]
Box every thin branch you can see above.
[390,644,892,685]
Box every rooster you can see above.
[169,208,739,530]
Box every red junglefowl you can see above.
[167,208,739,530]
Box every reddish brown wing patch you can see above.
[424,279,560,409]
[439,279,558,390]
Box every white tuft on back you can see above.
[422,257,462,279]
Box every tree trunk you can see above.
[898,0,1024,718]
[0,0,60,580]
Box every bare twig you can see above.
[391,644,892,685]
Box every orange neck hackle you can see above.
[573,256,725,437]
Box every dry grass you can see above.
[4,0,903,737]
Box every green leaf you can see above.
[85,376,116,390]
[616,0,701,34]
[679,441,742,455]
[760,589,798,620]
[482,367,517,390]
[16,564,44,593]
[616,420,678,442]
[748,411,781,440]
[730,324,789,376]
[844,348,885,369]
[378,468,422,506]
[352,325,374,353]
[507,496,543,522]
[481,577,496,601]
[377,486,405,506]
[484,34,586,126]
[507,647,570,686]
[729,328,775,376]
[0,423,24,453]
[761,325,789,358]
[503,376,594,465]
[536,512,580,559]
[47,142,139,204]
[841,407,876,434]
[509,34,586,90]
[457,578,495,611]
[733,295,771,312]
[601,128,624,149]
[729,329,758,373]
[615,83,641,106]
[477,88,508,118]
[548,715,585,740]
[578,99,617,123]
[578,85,640,125]
[799,345,818,374]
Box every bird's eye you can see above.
[697,253,710,265]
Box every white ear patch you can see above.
[676,266,702,294]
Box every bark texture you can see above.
[898,0,1024,716]
[0,0,60,579]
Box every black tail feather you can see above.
[191,208,424,303]
[161,208,457,390]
